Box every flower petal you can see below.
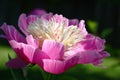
[64,49,102,65]
[53,14,68,27]
[6,58,28,69]
[64,55,79,70]
[30,9,47,17]
[27,15,38,25]
[69,19,79,26]
[42,59,66,74]
[77,50,102,64]
[0,23,26,43]
[93,51,110,65]
[80,34,105,51]
[79,20,88,36]
[39,55,78,74]
[42,39,64,60]
[99,51,110,58]
[33,49,49,64]
[26,35,39,48]
[9,40,36,63]
[18,14,38,35]
[18,14,28,35]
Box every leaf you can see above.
[8,54,17,80]
[101,28,113,38]
[87,20,99,33]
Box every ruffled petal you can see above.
[0,23,26,43]
[18,14,38,35]
[64,49,103,65]
[42,59,66,74]
[39,55,78,74]
[99,51,110,58]
[42,39,64,60]
[69,19,79,26]
[18,14,28,35]
[41,13,53,20]
[30,9,47,17]
[52,14,69,27]
[80,34,105,51]
[77,50,102,64]
[27,15,38,25]
[30,9,53,20]
[33,49,49,65]
[64,55,79,70]
[6,58,28,69]
[65,48,108,64]
[79,20,88,36]
[93,51,110,65]
[26,35,39,48]
[9,40,36,63]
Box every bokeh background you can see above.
[0,0,120,80]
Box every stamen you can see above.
[27,18,83,50]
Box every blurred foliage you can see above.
[87,20,99,34]
[87,20,113,38]
[101,28,113,38]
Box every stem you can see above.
[10,68,17,80]
[46,73,52,80]
[22,67,28,80]
[39,68,47,80]
[39,68,54,80]
[8,54,17,80]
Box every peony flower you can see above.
[0,9,110,74]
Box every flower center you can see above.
[27,18,83,49]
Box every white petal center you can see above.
[27,18,83,49]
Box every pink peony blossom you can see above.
[0,9,110,74]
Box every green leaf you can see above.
[101,28,113,38]
[87,20,99,33]
[8,54,17,80]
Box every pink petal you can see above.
[33,49,49,64]
[26,35,39,48]
[63,50,79,60]
[78,20,88,36]
[0,23,26,43]
[42,59,66,74]
[77,50,102,64]
[42,39,64,60]
[18,14,38,35]
[9,40,36,63]
[6,58,28,69]
[30,9,47,17]
[64,49,104,65]
[27,15,38,25]
[39,55,78,74]
[18,14,28,35]
[99,51,110,58]
[93,59,104,65]
[80,34,105,51]
[41,13,53,20]
[52,14,68,27]
[64,55,79,70]
[69,19,79,26]
[93,51,110,65]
